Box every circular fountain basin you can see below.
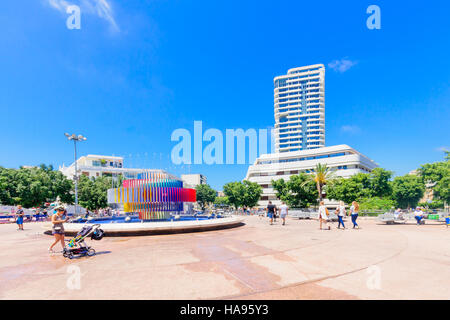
[43,215,245,236]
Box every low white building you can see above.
[181,174,207,189]
[59,155,149,180]
[245,144,378,207]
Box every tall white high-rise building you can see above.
[274,64,325,153]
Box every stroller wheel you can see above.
[68,253,74,259]
[87,248,96,256]
[63,252,68,258]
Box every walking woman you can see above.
[49,206,69,253]
[350,201,360,229]
[336,201,346,229]
[318,201,330,230]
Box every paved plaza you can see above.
[0,215,449,300]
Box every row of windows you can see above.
[277,103,323,113]
[289,67,322,74]
[278,90,321,98]
[278,112,322,125]
[278,96,322,106]
[251,165,368,179]
[279,109,322,121]
[258,152,347,165]
[274,73,321,88]
[279,131,325,144]
[278,116,322,129]
[278,87,320,97]
[92,160,123,168]
[277,80,321,92]
[278,127,324,135]
[279,130,324,138]
[279,140,324,148]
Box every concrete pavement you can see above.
[0,216,449,299]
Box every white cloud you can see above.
[46,0,71,12]
[328,58,357,73]
[340,125,361,134]
[45,0,119,31]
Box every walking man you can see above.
[266,201,277,225]
[279,201,289,226]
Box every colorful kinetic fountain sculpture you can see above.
[107,170,196,220]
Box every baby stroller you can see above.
[63,224,104,259]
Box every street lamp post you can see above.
[64,133,87,215]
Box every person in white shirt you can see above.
[279,201,289,226]
[318,201,330,230]
[414,207,424,225]
[336,201,346,229]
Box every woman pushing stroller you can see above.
[49,206,69,253]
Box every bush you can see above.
[359,197,395,211]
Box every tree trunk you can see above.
[317,182,322,202]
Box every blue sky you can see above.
[0,0,449,190]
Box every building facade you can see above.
[245,145,378,207]
[181,174,207,189]
[274,64,325,153]
[59,155,149,180]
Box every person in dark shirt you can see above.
[266,201,277,225]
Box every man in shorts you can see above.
[279,201,289,226]
[266,201,277,225]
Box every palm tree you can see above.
[304,163,336,202]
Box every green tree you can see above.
[223,181,262,209]
[223,181,244,209]
[434,175,450,205]
[214,196,230,208]
[0,165,73,208]
[418,161,448,185]
[417,152,450,205]
[326,173,371,204]
[195,184,217,210]
[368,168,393,198]
[392,175,425,209]
[305,163,336,202]
[272,173,318,208]
[0,167,16,205]
[78,175,111,211]
[241,180,263,208]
